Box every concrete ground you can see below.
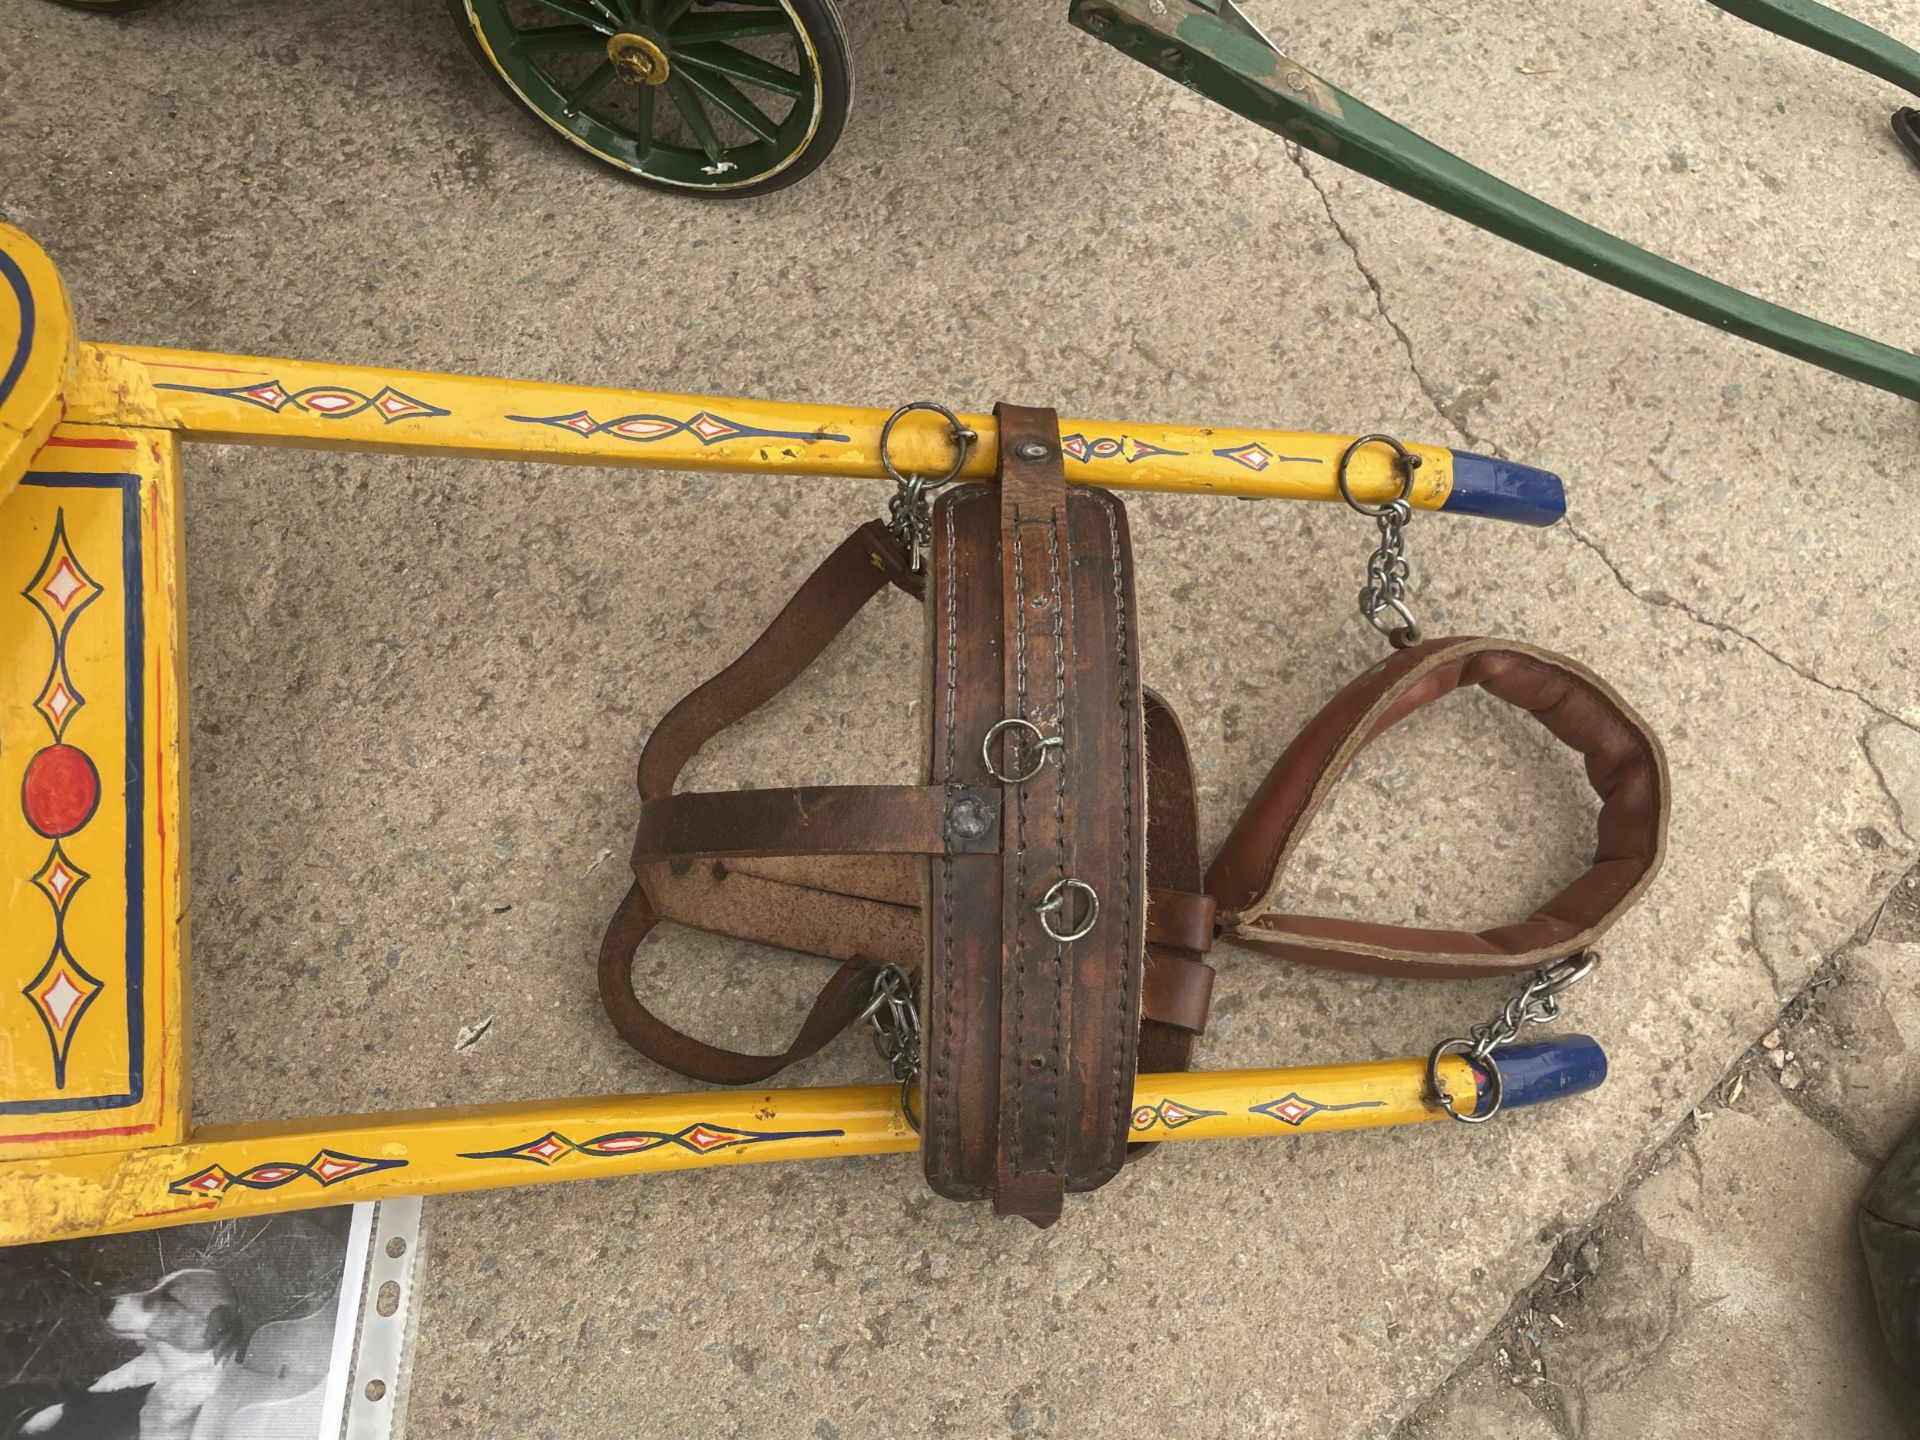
[4,0,1918,1435]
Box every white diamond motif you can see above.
[41,558,87,610]
[41,972,86,1029]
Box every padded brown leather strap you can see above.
[1206,637,1668,978]
[920,404,1150,1227]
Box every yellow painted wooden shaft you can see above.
[66,342,1457,510]
[0,1056,1478,1246]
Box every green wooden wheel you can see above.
[449,0,851,197]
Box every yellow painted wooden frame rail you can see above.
[0,223,1579,1245]
[56,343,1564,521]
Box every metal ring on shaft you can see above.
[879,401,977,489]
[1427,1037,1503,1124]
[1337,432,1421,517]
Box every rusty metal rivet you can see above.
[948,797,992,840]
[1082,7,1114,32]
[1016,441,1050,460]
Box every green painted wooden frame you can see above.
[1073,0,1920,403]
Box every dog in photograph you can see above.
[17,1268,250,1440]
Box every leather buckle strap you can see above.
[1205,637,1668,979]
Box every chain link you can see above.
[886,476,936,558]
[1426,952,1598,1124]
[878,402,976,570]
[1337,433,1423,648]
[861,963,922,1133]
[1359,500,1418,647]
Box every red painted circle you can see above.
[22,744,100,839]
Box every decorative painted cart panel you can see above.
[0,427,187,1160]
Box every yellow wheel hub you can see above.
[607,33,670,87]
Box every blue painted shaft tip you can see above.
[1471,1034,1608,1113]
[1442,451,1567,527]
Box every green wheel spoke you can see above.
[508,23,604,53]
[521,0,619,32]
[664,73,726,162]
[565,60,619,110]
[668,11,791,42]
[656,0,696,27]
[674,41,804,97]
[678,68,780,143]
[634,81,656,149]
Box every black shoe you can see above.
[1861,1114,1920,1384]
[1895,109,1920,172]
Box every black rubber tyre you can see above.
[447,0,853,198]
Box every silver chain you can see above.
[1426,952,1597,1124]
[878,401,976,570]
[886,476,936,558]
[1337,433,1424,649]
[861,963,922,1132]
[1359,500,1418,647]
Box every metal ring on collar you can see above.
[1035,878,1100,943]
[1337,432,1421,517]
[879,401,977,490]
[1426,1036,1503,1124]
[982,717,1063,783]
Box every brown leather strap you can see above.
[1205,636,1668,978]
[634,785,1001,860]
[1145,888,1216,953]
[600,522,919,1083]
[596,884,880,1085]
[638,522,918,802]
[1137,688,1214,1076]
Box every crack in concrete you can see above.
[1563,519,1920,737]
[1281,145,1914,740]
[1396,866,1909,1431]
[1284,99,1916,1440]
[1745,885,1787,1001]
[1766,1053,1885,1169]
[1861,725,1919,848]
[1283,144,1483,453]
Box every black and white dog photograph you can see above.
[0,1208,362,1440]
